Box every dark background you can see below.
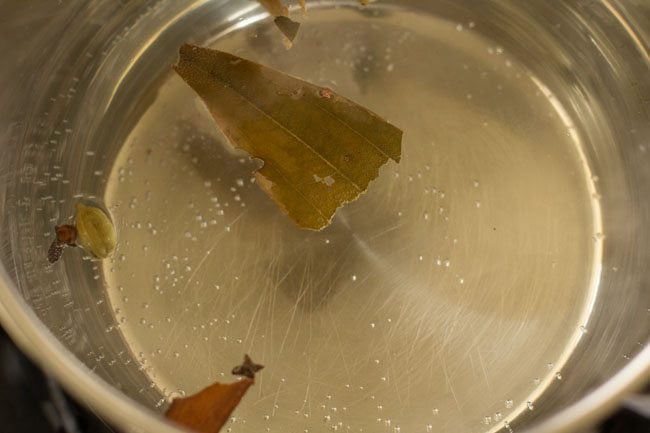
[0,327,647,433]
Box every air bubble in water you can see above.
[505,399,514,409]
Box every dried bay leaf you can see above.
[257,0,301,44]
[165,379,254,433]
[257,0,288,17]
[174,44,402,230]
[165,356,263,433]
[274,15,301,42]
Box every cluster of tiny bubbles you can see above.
[504,399,514,409]
[165,389,186,403]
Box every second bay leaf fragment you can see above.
[257,0,301,43]
[165,378,254,433]
[174,44,402,230]
[274,16,301,43]
[257,0,288,16]
[165,355,262,433]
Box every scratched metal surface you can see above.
[0,1,649,433]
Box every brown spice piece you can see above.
[47,240,65,264]
[48,224,78,263]
[231,354,264,379]
[56,224,77,245]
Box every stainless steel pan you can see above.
[1,1,649,433]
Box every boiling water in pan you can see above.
[101,4,600,433]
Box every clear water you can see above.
[96,4,601,433]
